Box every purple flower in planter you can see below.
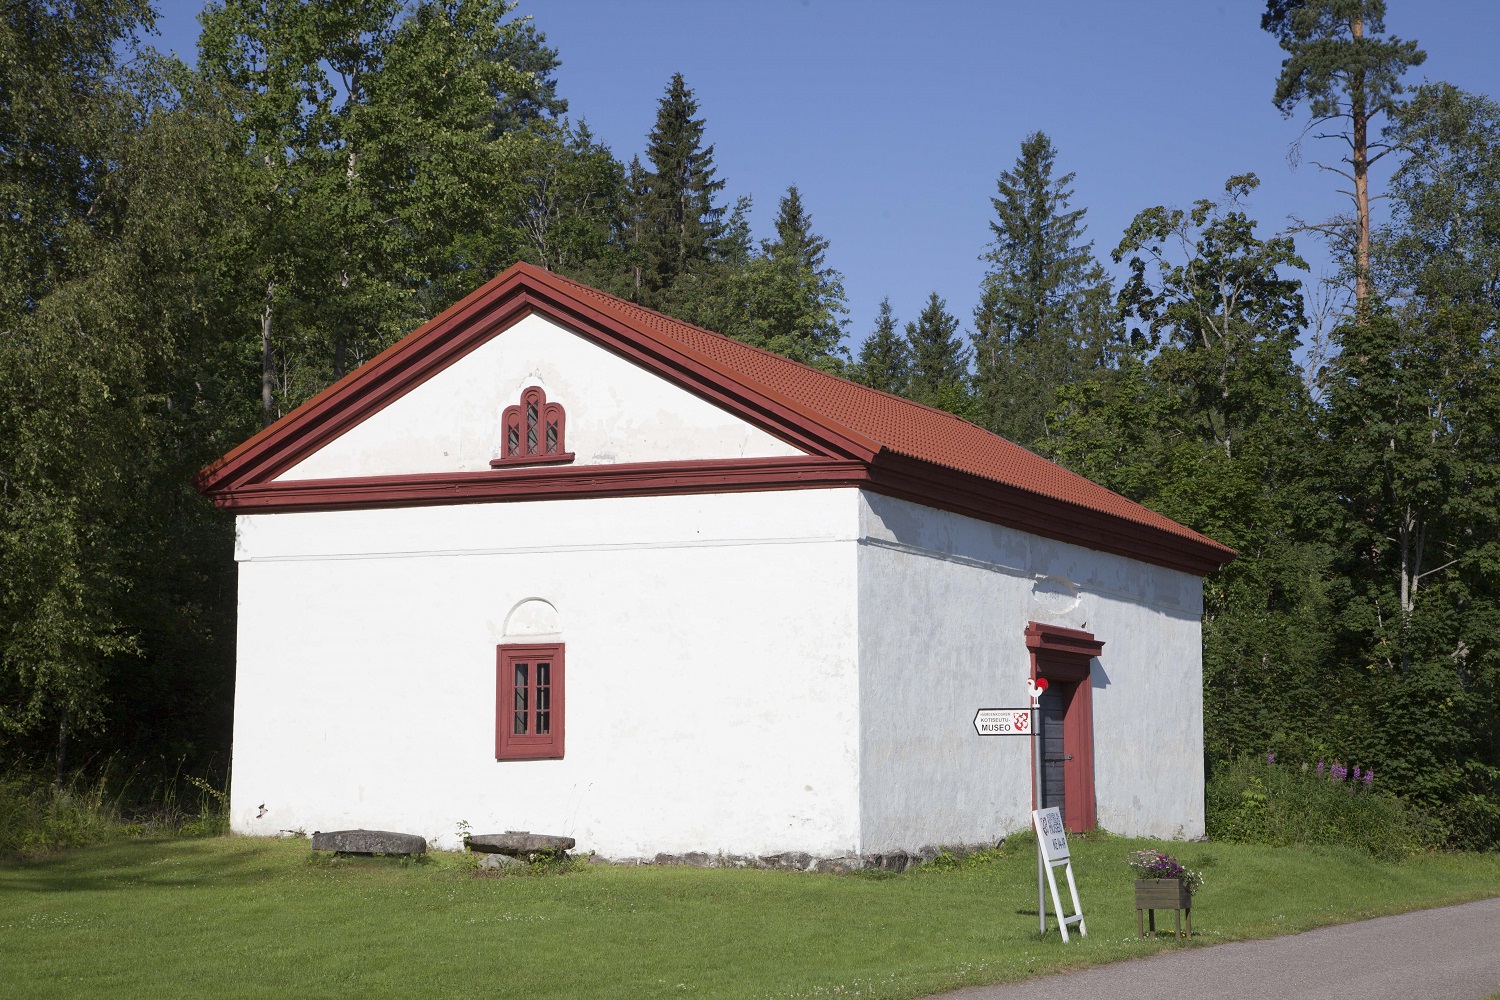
[1363,770,1375,787]
[1353,766,1362,781]
[1331,762,1347,782]
[1267,752,1276,764]
[1316,760,1325,777]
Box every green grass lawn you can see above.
[3,833,1499,999]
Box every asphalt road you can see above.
[933,897,1500,1000]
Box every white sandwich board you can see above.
[1032,807,1087,942]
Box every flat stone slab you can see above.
[311,829,427,855]
[467,831,575,855]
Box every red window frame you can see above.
[496,643,565,760]
[491,386,574,467]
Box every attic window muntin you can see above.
[492,385,574,467]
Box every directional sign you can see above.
[972,707,1034,736]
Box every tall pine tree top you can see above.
[972,132,1114,444]
[633,72,726,308]
[975,131,1096,347]
[1262,0,1425,316]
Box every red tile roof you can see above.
[537,266,1231,561]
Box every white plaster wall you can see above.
[230,489,862,858]
[276,313,801,481]
[856,492,1205,850]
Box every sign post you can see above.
[1026,677,1048,933]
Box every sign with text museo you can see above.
[971,708,1033,736]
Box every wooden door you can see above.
[1038,685,1071,826]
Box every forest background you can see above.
[2,0,1497,849]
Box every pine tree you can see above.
[487,18,567,134]
[1263,0,1425,318]
[631,73,726,310]
[854,298,910,395]
[972,132,1113,445]
[906,292,974,415]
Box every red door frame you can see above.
[1025,622,1102,832]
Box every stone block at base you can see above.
[467,831,575,855]
[311,829,427,855]
[477,853,525,871]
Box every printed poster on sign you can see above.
[1034,807,1069,861]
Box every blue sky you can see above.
[146,1,1500,352]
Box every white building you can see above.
[199,263,1234,861]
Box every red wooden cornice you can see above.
[1024,622,1106,660]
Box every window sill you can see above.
[490,452,576,469]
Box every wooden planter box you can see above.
[1135,878,1193,938]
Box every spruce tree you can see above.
[735,185,848,371]
[631,73,726,310]
[854,298,910,395]
[973,132,1113,445]
[906,292,974,415]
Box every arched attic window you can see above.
[491,386,574,467]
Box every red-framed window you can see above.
[491,386,574,467]
[496,643,565,760]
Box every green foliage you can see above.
[0,773,121,858]
[627,72,727,312]
[1207,755,1441,861]
[0,766,229,858]
[1264,0,1425,122]
[722,185,849,373]
[1048,179,1329,750]
[1298,83,1500,848]
[1261,0,1426,311]
[905,292,976,417]
[973,132,1116,445]
[853,298,911,395]
[0,0,156,321]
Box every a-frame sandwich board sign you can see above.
[1032,806,1087,942]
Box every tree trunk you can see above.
[336,268,351,379]
[1351,13,1371,321]
[54,707,69,786]
[261,280,275,428]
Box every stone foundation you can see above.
[599,841,1002,874]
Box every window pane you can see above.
[513,663,528,734]
[536,711,549,734]
[546,421,558,453]
[526,402,538,453]
[537,662,549,686]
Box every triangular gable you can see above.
[197,264,882,504]
[273,312,805,481]
[199,263,1235,577]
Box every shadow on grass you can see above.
[0,836,292,894]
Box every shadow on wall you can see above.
[1091,658,1110,691]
